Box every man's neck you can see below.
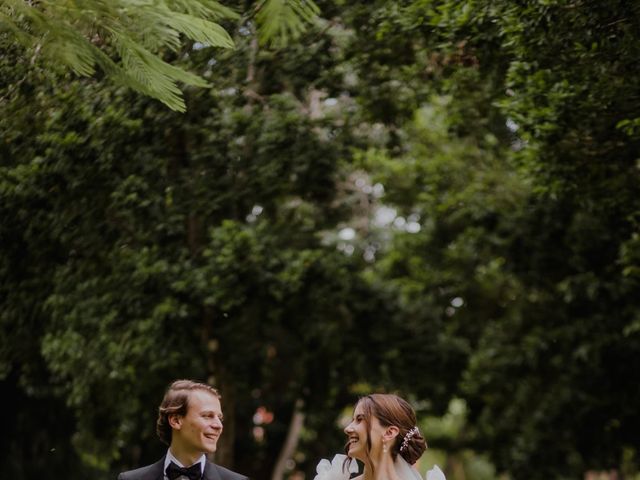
[168,445,205,468]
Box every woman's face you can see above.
[344,401,386,461]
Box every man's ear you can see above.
[168,414,183,430]
[383,425,400,441]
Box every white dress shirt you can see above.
[163,449,205,480]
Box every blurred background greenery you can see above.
[1,1,639,480]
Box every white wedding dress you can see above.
[313,454,445,480]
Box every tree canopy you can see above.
[2,1,640,480]
[1,0,319,111]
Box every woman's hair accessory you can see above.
[400,426,419,452]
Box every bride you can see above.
[314,394,445,480]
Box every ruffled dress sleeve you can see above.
[313,454,357,480]
[425,465,445,480]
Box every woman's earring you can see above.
[383,440,388,453]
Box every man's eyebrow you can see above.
[201,410,221,415]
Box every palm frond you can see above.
[166,0,240,20]
[160,11,234,48]
[113,30,211,112]
[0,11,34,46]
[255,0,320,48]
[3,0,237,111]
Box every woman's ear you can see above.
[383,425,400,441]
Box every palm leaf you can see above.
[158,11,234,48]
[166,0,240,20]
[255,0,320,48]
[2,0,237,112]
[114,31,212,112]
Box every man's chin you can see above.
[204,443,218,454]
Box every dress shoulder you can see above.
[313,454,355,480]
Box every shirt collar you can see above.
[164,449,206,479]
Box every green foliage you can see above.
[0,19,379,478]
[1,0,321,111]
[1,0,238,111]
[3,1,640,480]
[255,0,321,48]
[342,0,640,478]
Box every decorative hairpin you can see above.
[400,426,419,452]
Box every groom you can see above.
[118,379,248,480]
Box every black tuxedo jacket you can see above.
[117,457,248,480]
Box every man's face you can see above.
[171,390,224,456]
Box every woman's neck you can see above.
[362,455,401,480]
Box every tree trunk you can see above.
[271,399,305,480]
[212,379,236,469]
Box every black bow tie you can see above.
[166,461,202,480]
